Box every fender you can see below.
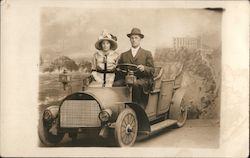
[169,87,186,120]
[126,102,150,133]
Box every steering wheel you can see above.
[116,63,138,74]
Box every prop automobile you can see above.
[38,64,188,147]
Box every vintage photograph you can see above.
[1,0,249,157]
[38,7,222,147]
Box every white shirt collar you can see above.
[131,46,140,57]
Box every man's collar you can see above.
[131,46,140,52]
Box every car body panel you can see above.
[79,87,131,109]
[61,87,131,107]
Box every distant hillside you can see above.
[40,56,92,73]
[41,56,78,72]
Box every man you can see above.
[113,28,155,109]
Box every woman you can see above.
[89,30,119,87]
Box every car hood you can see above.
[63,87,131,109]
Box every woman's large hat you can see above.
[95,30,118,50]
[127,27,144,38]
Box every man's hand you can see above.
[137,65,145,72]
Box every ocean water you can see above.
[39,71,89,105]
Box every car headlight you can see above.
[43,110,52,122]
[98,109,112,122]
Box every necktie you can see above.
[103,55,107,87]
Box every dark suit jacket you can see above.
[115,47,155,93]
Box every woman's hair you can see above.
[100,40,112,50]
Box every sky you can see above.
[40,7,222,62]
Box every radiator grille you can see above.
[60,100,101,127]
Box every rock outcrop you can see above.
[41,56,79,72]
[155,47,221,119]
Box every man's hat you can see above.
[95,30,118,50]
[127,28,144,38]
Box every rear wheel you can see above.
[176,99,188,127]
[169,88,188,128]
[114,108,138,147]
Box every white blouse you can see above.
[90,50,119,87]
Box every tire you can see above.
[176,99,188,127]
[38,115,64,146]
[114,108,138,147]
[69,133,77,143]
[169,88,188,128]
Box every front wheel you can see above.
[114,108,138,147]
[38,115,64,146]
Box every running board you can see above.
[150,119,177,134]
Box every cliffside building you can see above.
[173,36,213,54]
[173,37,202,49]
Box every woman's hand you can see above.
[92,71,103,83]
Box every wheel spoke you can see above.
[121,130,126,140]
[123,116,127,126]
[130,119,135,127]
[122,122,127,129]
[129,114,133,124]
[128,114,131,124]
[121,128,126,133]
[122,117,128,127]
[125,115,129,125]
[124,134,129,144]
[128,134,132,144]
[121,124,127,137]
[127,114,131,125]
[127,134,131,144]
[130,131,135,138]
[127,134,132,143]
[178,105,187,124]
